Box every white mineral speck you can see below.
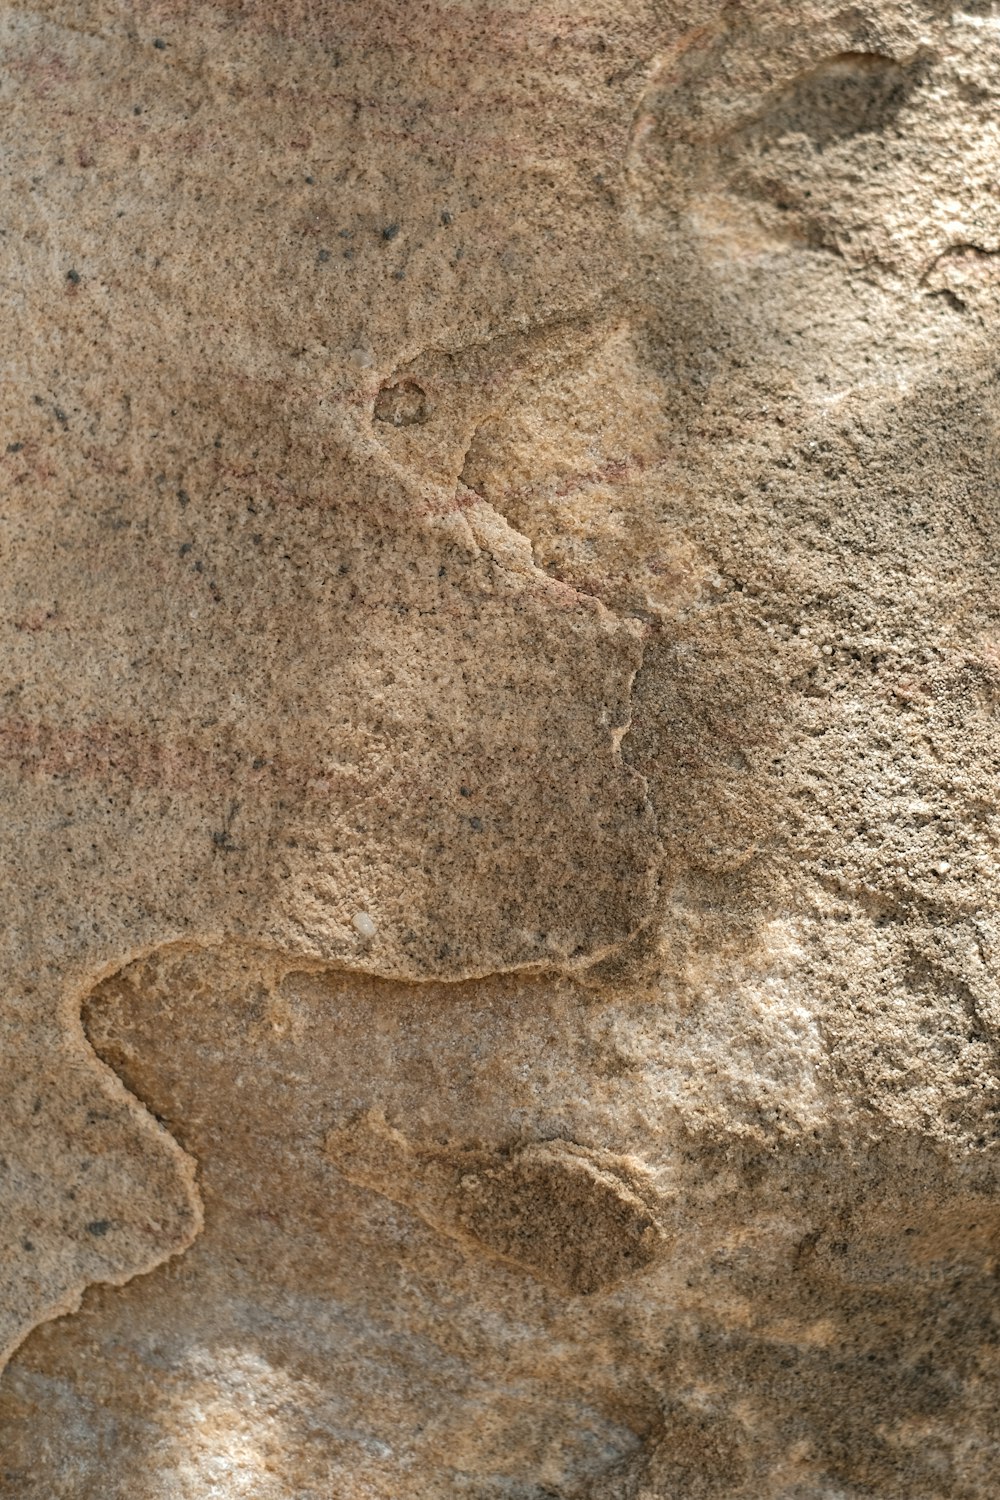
[352,911,378,938]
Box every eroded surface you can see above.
[2,945,1000,1496]
[3,0,1000,1493]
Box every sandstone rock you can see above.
[2,0,1000,1495]
[327,1110,667,1294]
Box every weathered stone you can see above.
[2,0,1000,1494]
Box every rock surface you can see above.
[2,0,1000,1494]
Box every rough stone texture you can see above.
[1,0,1000,1494]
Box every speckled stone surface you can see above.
[2,1,1000,1494]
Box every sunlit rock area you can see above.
[1,1,999,1494]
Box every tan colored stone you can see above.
[2,0,1000,1494]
